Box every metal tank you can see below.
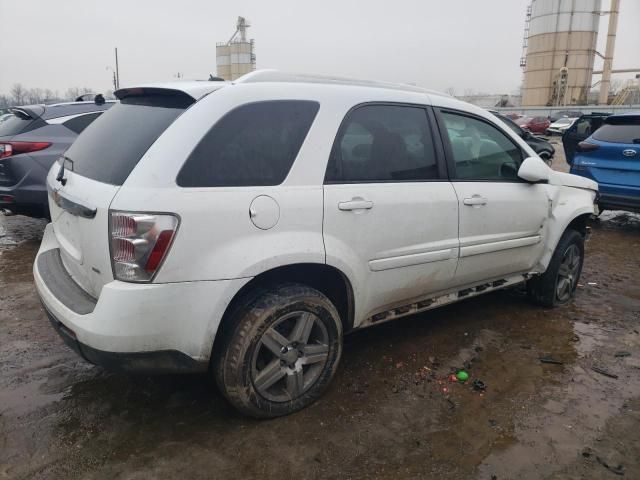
[216,17,256,81]
[521,0,602,106]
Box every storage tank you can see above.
[521,0,602,106]
[216,17,256,81]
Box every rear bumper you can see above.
[34,223,251,374]
[43,303,205,374]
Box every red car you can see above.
[515,116,551,134]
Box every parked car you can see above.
[549,110,583,123]
[546,117,578,136]
[491,111,555,164]
[570,113,640,213]
[562,112,611,165]
[0,98,114,217]
[34,71,597,418]
[504,112,523,120]
[515,116,551,134]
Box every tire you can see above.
[214,283,343,418]
[528,229,584,307]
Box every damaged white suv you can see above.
[35,71,597,417]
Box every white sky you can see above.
[0,0,638,95]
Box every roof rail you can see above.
[236,69,448,97]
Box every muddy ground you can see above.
[1,149,640,479]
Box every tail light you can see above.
[0,141,52,158]
[109,212,179,282]
[577,141,599,152]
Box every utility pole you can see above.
[598,0,620,105]
[114,47,120,90]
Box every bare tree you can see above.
[444,86,457,97]
[10,84,27,105]
[26,88,45,104]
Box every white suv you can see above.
[34,71,597,417]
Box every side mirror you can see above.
[518,156,550,183]
[521,130,531,139]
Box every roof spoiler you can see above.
[114,87,196,108]
[8,105,45,120]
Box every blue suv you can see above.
[570,113,640,213]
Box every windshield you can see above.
[555,118,573,125]
[65,95,188,185]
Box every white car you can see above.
[34,71,598,417]
[546,117,578,135]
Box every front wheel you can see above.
[214,283,343,418]
[528,229,584,307]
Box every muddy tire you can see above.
[528,229,584,307]
[214,283,342,418]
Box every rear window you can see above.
[177,100,319,187]
[593,121,640,144]
[65,95,189,185]
[0,111,45,137]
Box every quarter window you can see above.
[177,101,319,187]
[440,112,524,181]
[63,112,103,134]
[325,104,439,183]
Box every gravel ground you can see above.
[1,148,639,479]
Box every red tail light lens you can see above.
[0,141,52,158]
[577,141,599,152]
[109,212,179,282]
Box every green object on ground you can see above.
[456,370,469,382]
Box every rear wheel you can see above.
[214,283,342,418]
[528,229,584,307]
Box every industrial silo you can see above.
[521,0,602,106]
[216,17,256,81]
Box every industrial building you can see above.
[521,0,603,106]
[216,17,256,81]
[520,0,636,107]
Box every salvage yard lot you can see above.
[1,151,639,480]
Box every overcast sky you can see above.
[0,0,638,95]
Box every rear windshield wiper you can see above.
[56,155,71,186]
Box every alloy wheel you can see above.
[251,311,330,402]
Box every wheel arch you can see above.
[538,207,593,271]
[211,263,355,361]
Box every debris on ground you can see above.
[591,366,619,379]
[539,356,564,365]
[472,379,486,391]
[596,456,625,476]
[456,370,469,382]
[614,351,631,358]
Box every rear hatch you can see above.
[575,115,640,198]
[0,106,47,185]
[47,88,200,298]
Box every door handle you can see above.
[338,198,374,211]
[463,195,488,207]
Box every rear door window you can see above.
[325,104,440,182]
[177,100,319,187]
[65,95,189,185]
